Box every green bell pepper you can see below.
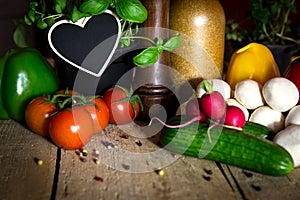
[0,47,59,121]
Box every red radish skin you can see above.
[185,98,207,122]
[224,106,246,128]
[199,91,226,121]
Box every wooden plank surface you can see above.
[0,120,58,200]
[0,120,300,200]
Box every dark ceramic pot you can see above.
[267,43,298,75]
[54,45,138,95]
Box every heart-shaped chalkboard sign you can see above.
[48,10,121,77]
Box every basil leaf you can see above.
[40,0,47,13]
[46,17,56,27]
[28,10,36,23]
[115,0,147,23]
[133,47,159,68]
[24,15,33,26]
[36,19,48,29]
[162,34,181,52]
[29,2,38,10]
[79,0,110,15]
[54,0,67,13]
[70,6,90,22]
[13,25,33,48]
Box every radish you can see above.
[198,80,226,121]
[224,105,246,128]
[226,98,249,121]
[197,79,231,100]
[185,98,207,122]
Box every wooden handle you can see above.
[141,0,170,66]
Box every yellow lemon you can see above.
[225,43,280,89]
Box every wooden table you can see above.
[1,119,300,200]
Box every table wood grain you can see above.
[0,119,299,200]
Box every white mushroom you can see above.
[273,125,300,168]
[262,77,299,112]
[226,98,249,121]
[234,79,265,110]
[197,79,231,100]
[285,105,300,127]
[249,106,285,133]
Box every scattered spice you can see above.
[171,153,180,158]
[80,157,88,163]
[94,158,100,165]
[75,148,89,162]
[81,148,88,156]
[155,169,165,176]
[135,140,142,146]
[122,164,130,170]
[101,141,115,149]
[204,168,213,175]
[157,169,165,176]
[34,158,43,166]
[243,170,253,178]
[94,176,104,183]
[92,149,100,158]
[202,175,211,181]
[119,134,128,139]
[251,184,261,191]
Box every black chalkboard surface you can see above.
[48,11,121,77]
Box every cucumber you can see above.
[243,121,276,140]
[160,115,294,176]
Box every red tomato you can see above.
[49,106,94,150]
[284,57,300,104]
[84,97,109,134]
[103,86,141,125]
[25,96,58,137]
[56,89,79,96]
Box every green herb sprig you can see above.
[14,0,181,67]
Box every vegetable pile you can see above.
[24,86,142,150]
[159,79,297,176]
[0,46,142,150]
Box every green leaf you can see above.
[54,0,67,13]
[162,34,181,51]
[156,38,163,46]
[115,0,147,23]
[46,17,56,27]
[36,19,48,29]
[24,15,33,26]
[28,10,36,23]
[13,25,33,48]
[70,6,90,22]
[29,2,38,10]
[79,0,110,15]
[120,38,130,47]
[133,47,159,67]
[40,0,47,13]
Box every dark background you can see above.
[0,0,299,56]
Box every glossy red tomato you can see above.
[49,106,94,150]
[84,97,109,134]
[284,57,300,104]
[103,86,141,125]
[25,96,58,137]
[56,89,79,96]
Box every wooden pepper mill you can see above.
[134,0,179,122]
